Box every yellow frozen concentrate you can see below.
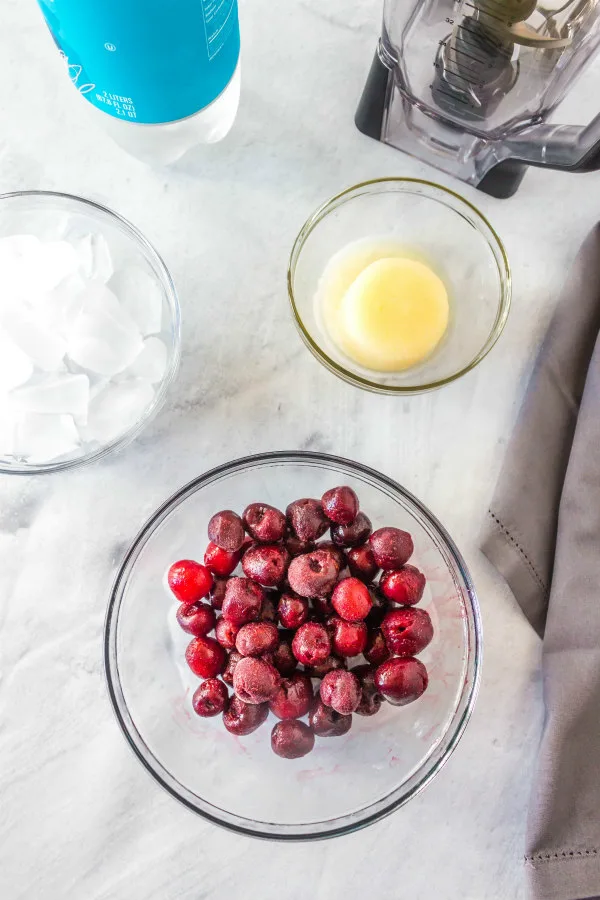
[318,242,449,372]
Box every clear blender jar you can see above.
[356,0,600,195]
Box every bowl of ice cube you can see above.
[0,191,181,473]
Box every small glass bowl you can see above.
[288,178,510,394]
[0,191,181,474]
[105,451,482,840]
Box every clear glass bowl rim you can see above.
[104,450,483,841]
[0,189,181,475]
[287,177,511,395]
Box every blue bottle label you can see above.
[37,0,240,125]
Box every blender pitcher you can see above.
[356,0,600,196]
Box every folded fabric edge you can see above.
[525,849,600,900]
[480,509,547,638]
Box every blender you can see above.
[356,0,600,196]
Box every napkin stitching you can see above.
[487,511,548,595]
[524,849,598,863]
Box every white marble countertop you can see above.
[2,1,600,898]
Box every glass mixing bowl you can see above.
[0,191,181,474]
[105,452,481,839]
[288,178,510,394]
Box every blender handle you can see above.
[501,115,600,171]
[480,115,600,196]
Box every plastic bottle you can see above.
[36,0,241,165]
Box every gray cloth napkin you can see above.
[481,224,600,900]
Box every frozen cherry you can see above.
[380,565,426,606]
[351,664,382,717]
[233,656,281,704]
[365,589,388,629]
[209,576,227,610]
[329,617,368,658]
[243,503,287,543]
[223,696,269,735]
[364,628,391,666]
[331,577,372,622]
[330,512,372,548]
[168,559,213,604]
[369,527,414,570]
[235,621,279,657]
[381,607,433,656]
[260,595,278,623]
[269,673,314,719]
[309,700,352,737]
[346,544,379,582]
[365,607,387,631]
[292,622,331,666]
[286,498,329,542]
[192,678,229,717]
[287,550,339,598]
[185,636,226,678]
[176,602,216,637]
[357,690,381,715]
[285,534,315,557]
[208,510,245,552]
[321,486,359,525]
[278,592,309,629]
[305,654,347,679]
[240,537,254,555]
[375,657,428,705]
[271,720,315,759]
[242,544,290,588]
[271,638,298,676]
[222,650,242,686]
[222,577,265,625]
[309,596,332,621]
[204,542,241,577]
[215,616,240,650]
[320,669,361,716]
[316,540,345,570]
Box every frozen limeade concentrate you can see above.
[317,239,450,372]
[36,0,241,164]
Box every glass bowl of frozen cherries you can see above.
[0,190,180,473]
[105,452,481,839]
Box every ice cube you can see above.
[2,306,66,371]
[89,376,110,400]
[67,336,119,377]
[85,379,154,444]
[0,330,34,390]
[93,234,114,283]
[74,233,114,283]
[110,266,163,336]
[34,273,87,336]
[15,412,80,463]
[85,281,140,334]
[0,282,23,316]
[129,337,168,383]
[0,234,45,300]
[0,234,41,265]
[67,282,143,375]
[1,237,80,296]
[11,373,89,419]
[73,234,92,278]
[38,241,80,290]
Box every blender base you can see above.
[355,51,527,199]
